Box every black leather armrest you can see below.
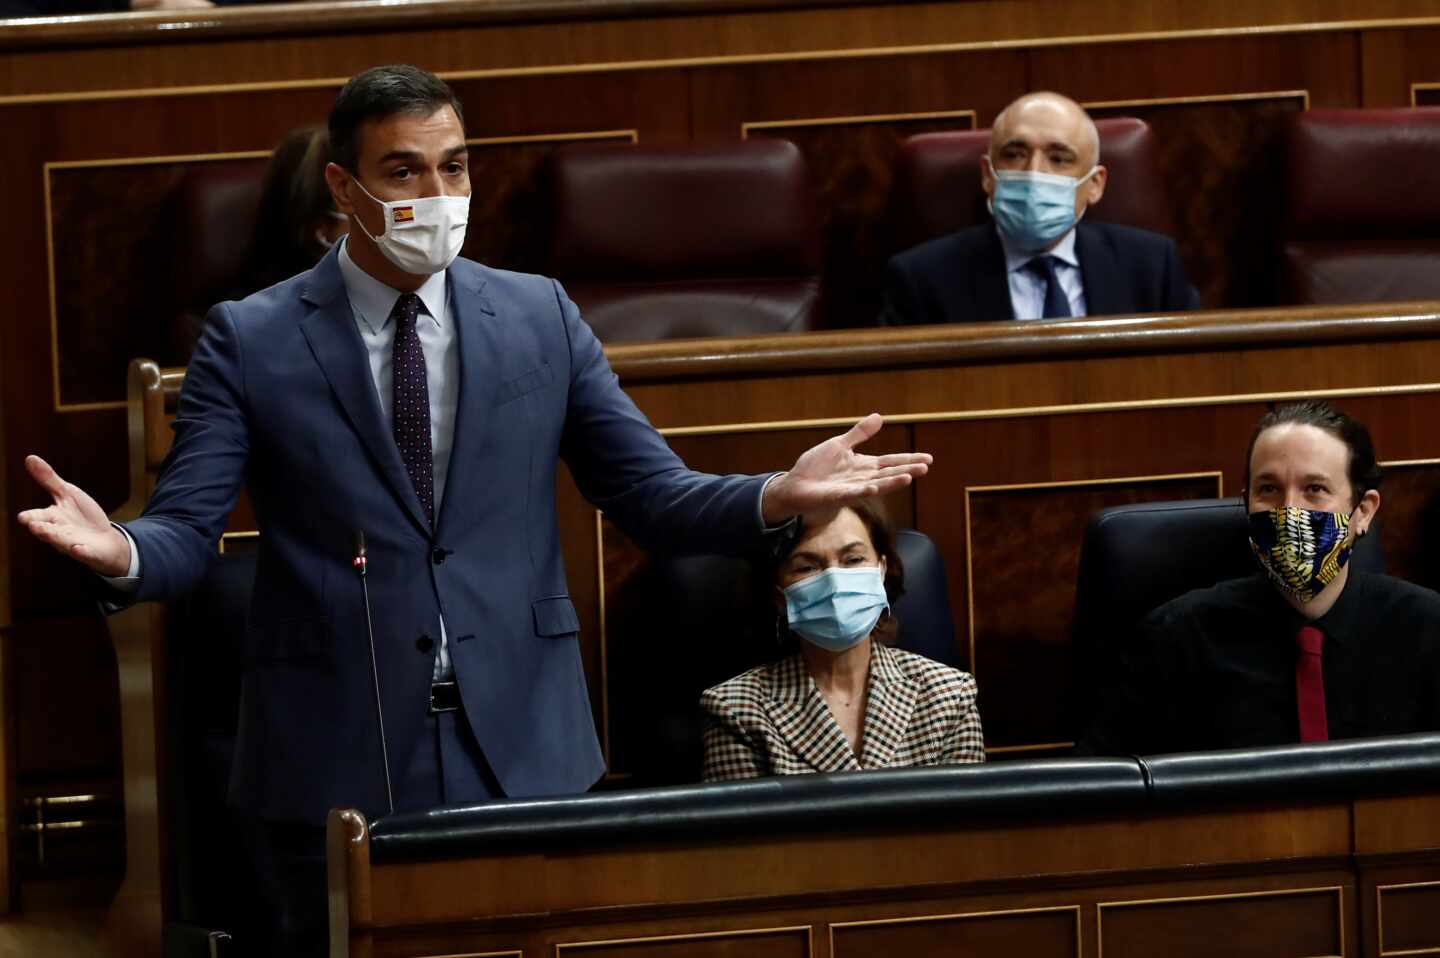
[369,759,1146,864]
[1141,733,1440,806]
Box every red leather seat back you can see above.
[891,117,1174,253]
[547,140,822,342]
[1283,107,1440,304]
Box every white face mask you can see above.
[349,176,469,275]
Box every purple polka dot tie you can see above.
[391,292,434,526]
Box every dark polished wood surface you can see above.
[326,792,1440,957]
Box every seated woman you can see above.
[701,501,984,781]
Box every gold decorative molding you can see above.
[741,109,975,139]
[6,18,1440,106]
[1411,82,1440,106]
[45,150,272,414]
[829,904,1080,957]
[556,924,812,953]
[217,530,260,554]
[1097,885,1346,958]
[1377,879,1440,957]
[655,383,1440,438]
[466,129,638,147]
[1083,89,1312,111]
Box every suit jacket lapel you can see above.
[762,654,861,774]
[859,643,918,769]
[434,264,495,534]
[298,250,431,535]
[973,225,1016,322]
[1076,223,1124,317]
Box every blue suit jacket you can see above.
[879,221,1201,325]
[125,249,771,823]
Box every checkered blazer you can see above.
[700,642,985,782]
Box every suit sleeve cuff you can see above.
[757,473,800,556]
[100,523,141,592]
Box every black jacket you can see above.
[880,221,1201,325]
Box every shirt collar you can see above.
[337,236,448,334]
[998,223,1081,273]
[1253,566,1365,648]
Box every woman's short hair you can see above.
[757,498,907,649]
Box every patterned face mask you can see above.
[1247,506,1354,603]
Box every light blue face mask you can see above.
[783,566,890,653]
[988,166,1098,252]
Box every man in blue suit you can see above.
[880,91,1200,325]
[19,65,930,955]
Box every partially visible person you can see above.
[237,125,349,296]
[1080,400,1440,756]
[701,501,984,780]
[880,91,1199,325]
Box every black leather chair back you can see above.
[1069,497,1383,734]
[608,530,959,786]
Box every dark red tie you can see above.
[391,292,434,526]
[1295,625,1329,743]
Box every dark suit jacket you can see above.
[124,248,773,823]
[880,221,1201,325]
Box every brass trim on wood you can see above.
[466,129,639,146]
[654,383,1440,438]
[217,530,260,554]
[5,17,1440,104]
[46,150,272,413]
[1411,83,1440,107]
[963,470,1224,754]
[741,109,975,138]
[1097,885,1346,958]
[555,923,812,953]
[828,903,1080,957]
[1082,89,1312,111]
[1377,879,1440,957]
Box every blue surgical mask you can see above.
[988,166,1097,252]
[783,566,890,653]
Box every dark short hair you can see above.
[1243,400,1382,507]
[758,498,907,651]
[328,65,465,172]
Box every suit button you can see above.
[416,634,434,653]
[432,548,447,565]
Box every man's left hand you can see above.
[761,413,932,525]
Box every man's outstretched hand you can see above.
[17,455,131,578]
[761,413,932,525]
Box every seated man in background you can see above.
[702,501,984,780]
[880,91,1200,325]
[1081,400,1440,755]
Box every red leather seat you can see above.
[890,117,1174,254]
[1283,107,1440,305]
[546,140,822,342]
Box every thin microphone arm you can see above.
[353,530,395,815]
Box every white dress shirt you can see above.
[999,226,1087,321]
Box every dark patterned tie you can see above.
[390,292,434,526]
[1295,625,1329,743]
[1026,255,1073,319]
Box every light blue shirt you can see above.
[998,226,1087,321]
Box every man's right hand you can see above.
[17,455,131,578]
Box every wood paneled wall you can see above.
[9,0,1440,897]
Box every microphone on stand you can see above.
[353,529,394,815]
